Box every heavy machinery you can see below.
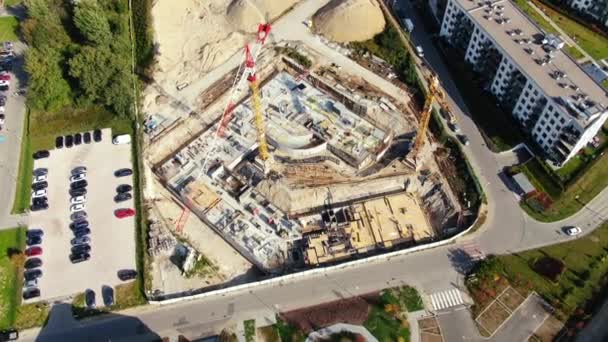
[408,73,450,164]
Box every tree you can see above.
[73,0,111,45]
[25,47,72,111]
[69,45,114,102]
[24,0,50,19]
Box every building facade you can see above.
[439,0,608,165]
[568,0,608,27]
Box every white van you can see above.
[112,134,131,145]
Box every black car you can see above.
[69,188,87,197]
[24,258,42,269]
[85,289,96,308]
[93,129,102,142]
[32,197,47,205]
[33,168,48,176]
[31,181,48,191]
[71,244,91,255]
[116,184,132,193]
[55,136,64,149]
[30,203,49,212]
[114,168,133,177]
[22,288,40,300]
[0,329,19,341]
[32,150,50,159]
[0,85,8,92]
[70,180,88,190]
[24,269,42,281]
[65,135,74,148]
[83,132,92,144]
[74,133,82,145]
[117,269,137,281]
[26,229,44,239]
[70,220,89,230]
[73,227,91,238]
[70,253,90,264]
[26,235,42,246]
[114,192,132,203]
[71,166,87,175]
[102,286,114,306]
[70,211,87,221]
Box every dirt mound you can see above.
[227,0,299,32]
[313,0,386,42]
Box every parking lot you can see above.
[27,128,137,302]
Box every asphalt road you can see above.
[15,0,608,340]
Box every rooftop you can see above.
[455,0,608,127]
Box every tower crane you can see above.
[408,73,449,163]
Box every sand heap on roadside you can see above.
[227,0,300,32]
[313,0,386,42]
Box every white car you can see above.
[565,226,582,236]
[70,203,85,213]
[23,279,38,289]
[70,195,86,204]
[32,189,47,198]
[70,173,86,182]
[33,174,47,183]
[0,79,9,87]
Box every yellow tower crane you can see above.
[248,77,270,161]
[409,73,446,163]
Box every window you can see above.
[559,118,565,124]
[548,138,553,144]
[548,105,553,112]
[524,91,530,98]
[526,104,532,110]
[540,120,546,125]
[549,119,555,125]
[528,84,533,90]
[542,132,547,138]
[533,90,538,96]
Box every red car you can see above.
[25,246,42,257]
[0,74,10,81]
[115,208,135,218]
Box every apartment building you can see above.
[568,0,608,27]
[439,0,608,166]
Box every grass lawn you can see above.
[364,307,410,342]
[244,319,256,342]
[273,318,306,342]
[11,107,133,214]
[470,220,608,320]
[564,45,585,60]
[522,151,608,221]
[0,227,26,330]
[602,79,608,89]
[14,302,49,330]
[512,0,558,34]
[532,0,608,60]
[0,17,19,42]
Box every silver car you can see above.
[71,236,91,246]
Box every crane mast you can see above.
[409,74,443,162]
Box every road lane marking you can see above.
[430,289,465,311]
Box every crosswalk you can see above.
[429,288,465,311]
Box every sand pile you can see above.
[227,0,299,32]
[313,0,386,42]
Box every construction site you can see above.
[140,0,466,295]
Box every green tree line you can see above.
[22,0,134,117]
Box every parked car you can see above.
[31,181,48,191]
[30,203,49,212]
[70,203,85,213]
[71,236,91,246]
[22,288,40,300]
[23,269,42,281]
[74,133,82,145]
[65,135,74,148]
[31,189,47,198]
[70,220,89,230]
[85,289,96,309]
[449,122,461,133]
[72,228,91,238]
[32,197,47,206]
[56,136,64,149]
[23,279,38,289]
[25,246,42,257]
[71,244,91,255]
[26,229,43,239]
[69,188,87,197]
[102,286,114,306]
[70,180,88,190]
[415,45,424,57]
[83,132,92,144]
[115,208,135,218]
[0,329,18,341]
[26,236,42,246]
[117,269,137,281]
[70,253,90,264]
[32,150,50,159]
[33,168,48,176]
[70,195,86,204]
[24,258,42,269]
[457,134,470,146]
[70,211,88,221]
[32,174,47,183]
[114,192,132,203]
[70,173,86,182]
[116,184,132,193]
[114,168,133,177]
[564,226,582,236]
[71,166,87,175]
[93,129,102,142]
